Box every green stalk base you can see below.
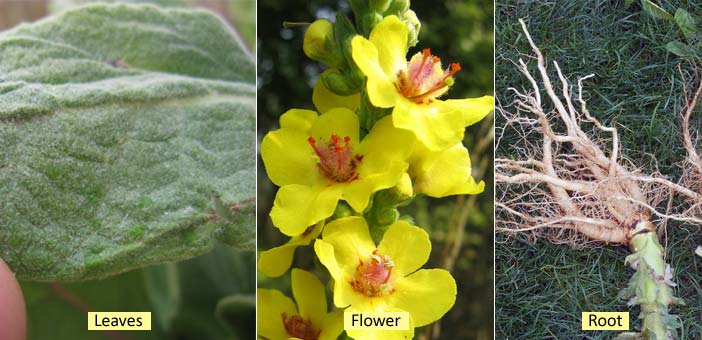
[616,221,684,340]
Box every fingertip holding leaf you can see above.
[0,258,26,340]
[0,3,255,281]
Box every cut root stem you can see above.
[496,19,702,339]
[616,221,684,340]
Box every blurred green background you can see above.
[495,0,702,338]
[1,1,256,339]
[257,1,494,339]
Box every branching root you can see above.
[495,19,702,246]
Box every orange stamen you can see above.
[408,62,462,102]
[308,134,361,183]
[307,137,323,158]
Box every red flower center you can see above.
[350,249,395,297]
[308,134,363,183]
[395,48,461,104]
[282,313,319,340]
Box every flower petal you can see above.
[314,239,343,281]
[315,238,365,308]
[377,220,431,277]
[368,15,408,78]
[270,184,343,236]
[342,164,404,212]
[322,217,376,277]
[309,107,360,145]
[444,95,494,127]
[257,289,297,340]
[389,269,457,327]
[318,310,344,340]
[258,244,296,279]
[258,222,324,277]
[351,36,398,108]
[396,172,413,198]
[280,108,319,131]
[359,115,415,167]
[451,177,485,195]
[342,116,413,211]
[315,217,378,308]
[292,269,327,327]
[410,142,484,197]
[261,126,321,187]
[392,99,465,151]
[313,69,360,113]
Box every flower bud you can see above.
[385,0,409,14]
[303,19,343,67]
[373,208,399,227]
[331,201,354,220]
[360,12,383,36]
[321,68,362,96]
[402,9,421,47]
[370,0,392,13]
[372,186,413,215]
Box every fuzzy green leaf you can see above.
[0,3,255,281]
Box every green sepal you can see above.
[364,187,413,243]
[360,12,384,37]
[321,68,363,96]
[358,89,392,136]
[370,0,392,13]
[347,0,370,20]
[334,13,359,64]
[304,19,345,68]
[330,201,355,220]
[385,0,410,15]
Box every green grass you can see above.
[496,0,702,338]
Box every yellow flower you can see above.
[314,216,456,339]
[351,15,493,150]
[261,108,414,236]
[259,222,324,278]
[409,141,484,197]
[258,269,343,340]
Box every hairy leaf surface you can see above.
[0,3,255,281]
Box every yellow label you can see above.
[582,312,629,330]
[88,312,151,330]
[344,312,410,330]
